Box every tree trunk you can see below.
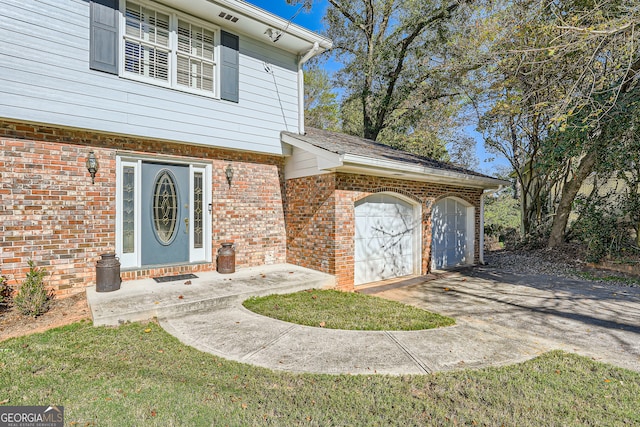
[547,149,598,248]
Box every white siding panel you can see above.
[0,93,128,125]
[284,146,330,179]
[0,0,301,155]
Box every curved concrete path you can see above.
[160,268,640,375]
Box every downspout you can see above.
[297,42,319,134]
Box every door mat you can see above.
[152,274,198,283]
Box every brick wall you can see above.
[285,173,336,274]
[285,172,483,290]
[0,120,286,294]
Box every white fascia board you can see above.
[341,154,509,189]
[281,133,507,189]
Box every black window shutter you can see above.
[220,31,239,103]
[90,0,119,74]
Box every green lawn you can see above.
[243,289,455,330]
[1,322,638,426]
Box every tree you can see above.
[480,0,640,247]
[289,0,476,144]
[304,65,340,131]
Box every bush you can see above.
[14,261,54,317]
[0,274,9,306]
[570,195,637,263]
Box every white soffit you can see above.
[159,0,332,55]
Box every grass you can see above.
[1,322,639,426]
[242,289,455,330]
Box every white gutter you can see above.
[343,153,508,189]
[297,42,320,134]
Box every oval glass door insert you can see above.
[153,170,178,244]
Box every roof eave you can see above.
[202,0,332,54]
[283,131,508,189]
[339,154,508,189]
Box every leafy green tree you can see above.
[484,187,521,241]
[480,0,640,247]
[304,65,340,131]
[290,0,477,159]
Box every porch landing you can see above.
[86,264,335,327]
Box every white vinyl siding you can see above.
[0,0,299,155]
[284,146,333,179]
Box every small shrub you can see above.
[0,274,9,306]
[14,261,54,317]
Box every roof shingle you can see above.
[283,127,496,180]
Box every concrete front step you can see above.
[86,264,335,327]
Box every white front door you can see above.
[354,194,419,286]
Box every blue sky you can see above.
[250,1,506,175]
[250,0,328,32]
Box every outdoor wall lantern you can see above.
[86,151,99,184]
[225,164,234,187]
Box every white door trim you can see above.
[115,155,212,269]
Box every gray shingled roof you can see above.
[283,127,496,180]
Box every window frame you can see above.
[118,0,221,98]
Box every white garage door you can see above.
[354,194,418,286]
[431,198,472,270]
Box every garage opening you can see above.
[354,193,420,286]
[431,197,474,270]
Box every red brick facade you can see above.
[0,120,286,294]
[286,173,482,290]
[1,119,483,294]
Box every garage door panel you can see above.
[354,194,418,286]
[432,198,471,270]
[388,216,409,232]
[355,216,369,238]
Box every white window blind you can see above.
[177,20,215,93]
[124,3,170,82]
[122,1,218,95]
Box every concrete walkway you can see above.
[87,265,640,375]
[86,264,335,327]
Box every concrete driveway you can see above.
[368,267,640,372]
[158,266,640,374]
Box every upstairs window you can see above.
[177,20,216,92]
[90,0,238,102]
[124,3,170,82]
[122,1,218,96]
